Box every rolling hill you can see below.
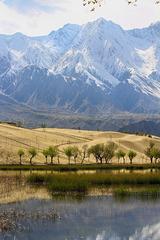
[0,123,159,165]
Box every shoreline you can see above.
[0,163,160,171]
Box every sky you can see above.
[0,0,159,36]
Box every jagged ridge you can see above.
[0,18,160,114]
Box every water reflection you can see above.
[1,197,160,240]
[1,171,160,239]
[0,168,160,177]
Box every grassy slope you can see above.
[0,123,160,165]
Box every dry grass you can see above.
[0,123,160,164]
[0,174,50,204]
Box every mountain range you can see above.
[0,18,160,117]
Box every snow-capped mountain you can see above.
[0,18,160,114]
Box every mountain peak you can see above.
[12,32,27,38]
[94,17,107,24]
[90,18,123,33]
[0,19,160,115]
[63,23,80,29]
[49,23,80,37]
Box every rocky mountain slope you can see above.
[0,18,160,114]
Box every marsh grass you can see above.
[113,186,160,199]
[27,172,160,194]
[27,174,89,193]
[48,181,88,193]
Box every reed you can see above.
[27,172,160,194]
[113,186,160,198]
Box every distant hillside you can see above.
[120,120,160,136]
[0,123,159,165]
[1,100,160,136]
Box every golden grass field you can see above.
[0,123,160,164]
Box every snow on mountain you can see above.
[48,24,81,49]
[52,18,160,98]
[0,18,160,114]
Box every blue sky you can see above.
[0,0,159,36]
[3,0,60,13]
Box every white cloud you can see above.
[0,0,159,36]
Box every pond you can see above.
[1,171,160,240]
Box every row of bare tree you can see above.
[17,142,138,165]
[17,141,159,165]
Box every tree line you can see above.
[17,141,160,165]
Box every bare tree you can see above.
[144,142,155,164]
[42,149,50,164]
[72,146,80,164]
[81,144,88,164]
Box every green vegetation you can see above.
[27,173,88,193]
[72,146,80,164]
[88,142,117,164]
[115,150,126,164]
[12,140,160,166]
[42,149,50,164]
[28,147,37,165]
[103,142,117,164]
[113,187,160,198]
[64,146,73,164]
[1,163,160,171]
[145,142,160,164]
[128,150,137,164]
[48,146,58,165]
[64,146,81,164]
[17,149,25,165]
[27,172,160,194]
[88,144,104,164]
[48,179,88,193]
[81,144,88,164]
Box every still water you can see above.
[0,171,160,240]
